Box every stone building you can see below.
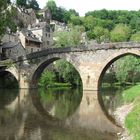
[0,42,26,60]
[2,6,54,54]
[18,8,54,53]
[2,32,19,43]
[19,29,42,53]
[16,6,36,27]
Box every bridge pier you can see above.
[6,67,29,89]
[78,63,101,91]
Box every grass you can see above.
[122,84,140,140]
[47,82,72,88]
[122,84,140,103]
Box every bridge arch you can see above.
[98,50,140,89]
[5,66,29,89]
[30,54,83,88]
[0,67,19,88]
[6,67,19,82]
[96,50,140,126]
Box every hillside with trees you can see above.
[46,0,140,43]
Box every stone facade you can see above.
[2,41,140,91]
[2,33,19,43]
[0,42,26,60]
[17,8,54,53]
[16,6,36,27]
[15,42,140,91]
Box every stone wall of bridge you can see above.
[5,42,140,90]
[20,47,140,91]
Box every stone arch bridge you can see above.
[1,41,140,132]
[1,41,140,90]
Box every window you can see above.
[47,41,49,45]
[46,27,50,32]
[31,48,33,53]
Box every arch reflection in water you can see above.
[99,87,124,118]
[0,89,120,140]
[0,89,19,109]
[32,88,83,120]
[30,89,118,140]
[0,89,29,140]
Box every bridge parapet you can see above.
[12,41,140,63]
[25,41,140,60]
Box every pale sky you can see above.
[36,0,140,16]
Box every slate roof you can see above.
[22,29,42,43]
[0,42,18,49]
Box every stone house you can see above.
[2,6,54,54]
[2,32,19,43]
[18,8,54,53]
[16,6,36,27]
[0,42,26,60]
[19,29,42,53]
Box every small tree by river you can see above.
[38,60,82,88]
[102,55,140,87]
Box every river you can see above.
[0,88,122,140]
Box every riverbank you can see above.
[114,85,140,140]
[115,104,133,140]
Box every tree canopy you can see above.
[0,0,8,40]
[27,0,39,10]
[16,0,40,10]
[110,24,131,42]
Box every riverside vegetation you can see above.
[122,85,140,140]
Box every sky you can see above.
[36,0,140,16]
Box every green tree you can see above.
[130,31,140,41]
[69,9,79,17]
[110,24,131,42]
[38,70,56,88]
[46,0,57,20]
[5,10,17,33]
[27,0,39,10]
[83,15,95,31]
[92,26,110,43]
[55,60,81,86]
[7,0,11,4]
[70,15,82,25]
[54,25,85,47]
[16,0,27,7]
[115,56,140,84]
[0,0,7,41]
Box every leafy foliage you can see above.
[55,60,81,86]
[38,70,56,88]
[0,0,7,40]
[115,56,140,84]
[54,25,85,47]
[27,0,39,10]
[92,26,110,43]
[130,31,140,41]
[16,0,27,7]
[110,24,131,42]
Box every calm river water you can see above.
[0,88,121,140]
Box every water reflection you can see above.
[0,89,18,109]
[38,88,82,119]
[0,88,121,140]
[100,87,124,117]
